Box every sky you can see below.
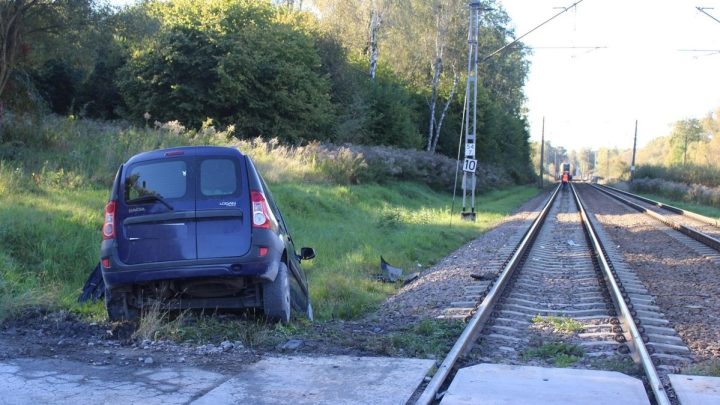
[498,0,720,151]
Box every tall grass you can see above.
[636,164,720,188]
[0,114,538,321]
[273,182,536,319]
[631,178,720,209]
[2,114,514,191]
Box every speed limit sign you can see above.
[463,158,477,173]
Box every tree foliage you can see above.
[4,0,535,183]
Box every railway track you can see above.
[416,183,695,405]
[591,184,720,262]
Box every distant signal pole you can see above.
[630,120,637,182]
[539,117,545,188]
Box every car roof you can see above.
[125,146,246,166]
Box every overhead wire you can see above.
[482,0,586,62]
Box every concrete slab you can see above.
[0,358,226,405]
[440,364,650,405]
[669,374,720,405]
[192,355,435,405]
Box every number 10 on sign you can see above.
[463,158,477,173]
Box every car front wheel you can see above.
[105,287,139,322]
[263,262,291,324]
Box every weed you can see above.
[682,360,720,377]
[590,357,642,375]
[554,353,581,368]
[382,319,465,358]
[133,301,170,342]
[134,309,279,347]
[522,342,584,367]
[531,315,584,334]
[377,208,402,229]
[631,177,720,211]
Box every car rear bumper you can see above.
[101,232,283,289]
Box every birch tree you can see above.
[425,0,463,152]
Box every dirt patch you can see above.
[0,309,264,374]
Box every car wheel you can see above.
[105,288,139,322]
[263,262,291,324]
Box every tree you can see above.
[1,0,99,120]
[314,0,394,80]
[670,118,704,166]
[425,0,461,152]
[0,0,44,123]
[117,0,334,142]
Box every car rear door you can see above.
[118,156,197,264]
[195,153,252,259]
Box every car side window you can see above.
[200,158,239,197]
[125,160,187,201]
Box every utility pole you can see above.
[630,120,637,182]
[539,117,545,188]
[606,149,610,180]
[460,1,481,221]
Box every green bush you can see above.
[635,164,720,188]
[631,177,720,209]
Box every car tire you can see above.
[105,288,139,322]
[263,262,291,324]
[263,262,290,324]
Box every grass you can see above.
[0,159,539,322]
[630,191,720,220]
[0,115,540,325]
[275,182,537,320]
[384,319,465,358]
[531,315,584,334]
[682,360,720,377]
[522,342,584,367]
[590,357,642,376]
[635,164,720,189]
[133,307,290,347]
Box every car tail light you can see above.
[259,247,268,257]
[251,191,274,229]
[102,258,111,268]
[102,200,116,240]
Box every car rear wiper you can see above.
[127,194,174,210]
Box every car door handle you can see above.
[195,209,244,219]
[124,211,195,225]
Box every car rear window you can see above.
[125,160,187,201]
[200,158,238,197]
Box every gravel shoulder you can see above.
[579,185,720,363]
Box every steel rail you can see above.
[415,185,561,405]
[591,184,720,251]
[572,184,671,405]
[597,184,720,227]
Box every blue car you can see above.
[99,146,314,323]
